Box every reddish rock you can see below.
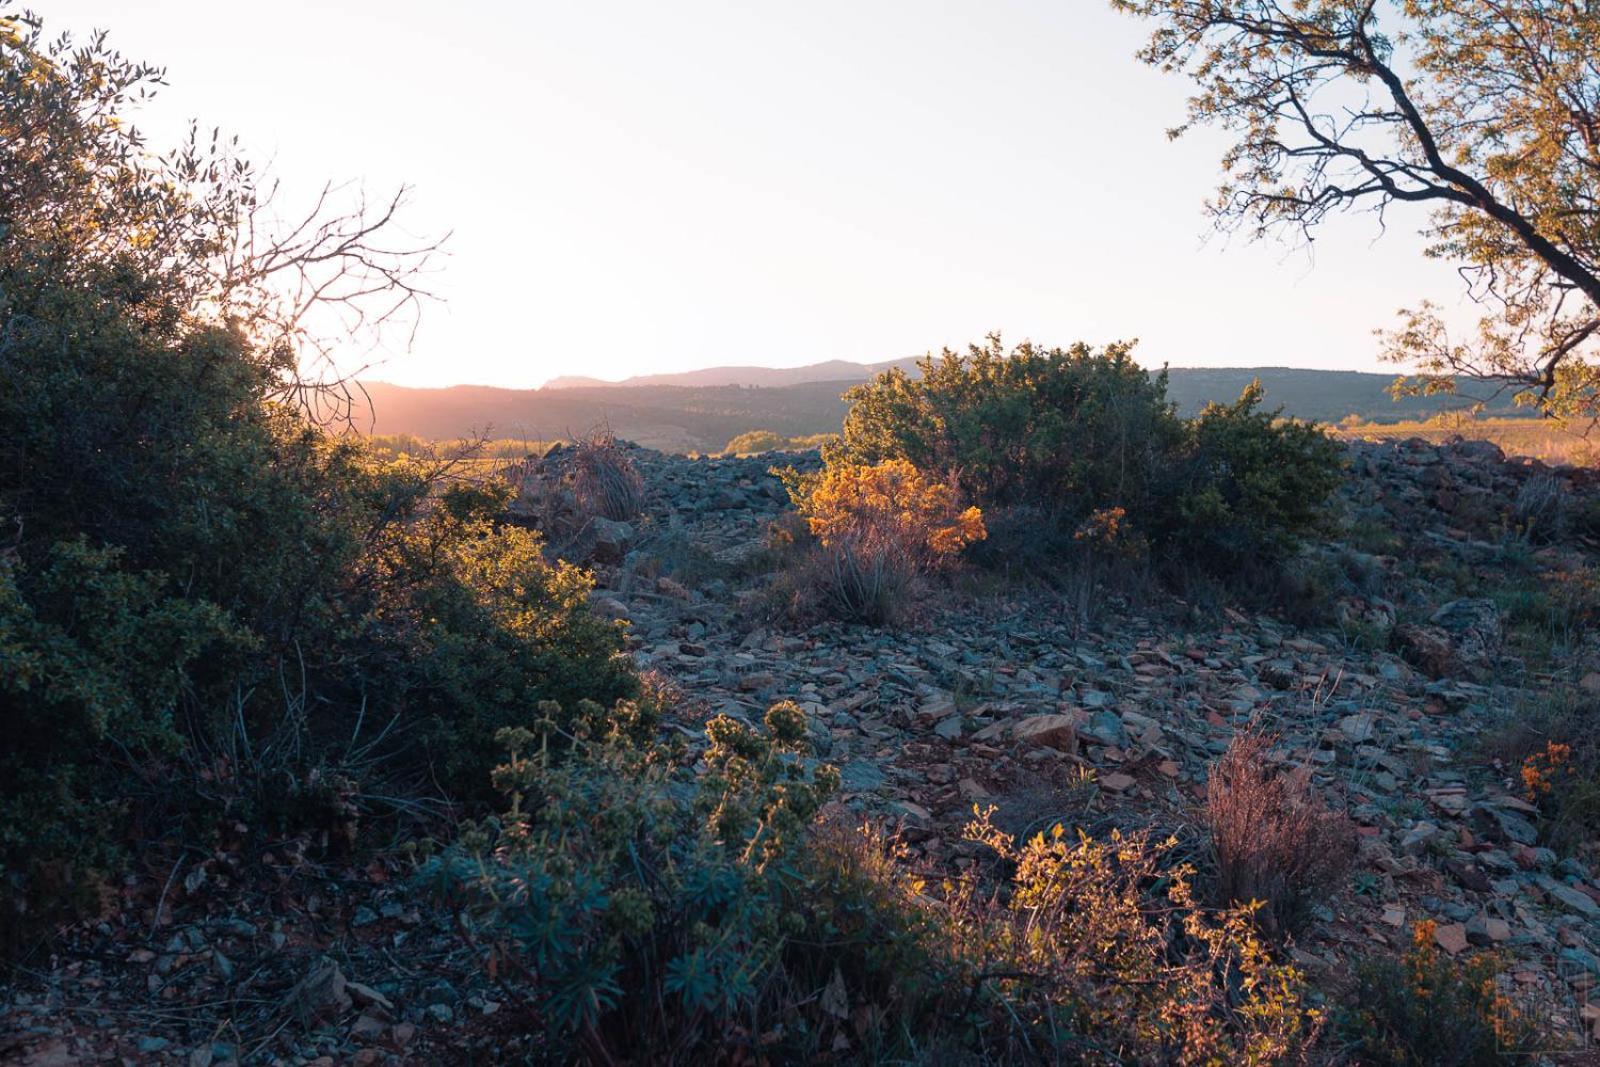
[1433,922,1470,956]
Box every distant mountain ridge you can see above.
[544,357,922,390]
[362,365,1518,454]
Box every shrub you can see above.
[1342,920,1546,1065]
[953,809,1322,1063]
[568,429,646,522]
[1163,381,1345,575]
[432,714,1321,1063]
[0,14,637,939]
[421,701,841,1060]
[1481,688,1600,855]
[1204,729,1356,934]
[722,429,786,455]
[831,334,1182,514]
[1520,715,1600,855]
[826,334,1342,578]
[777,459,986,623]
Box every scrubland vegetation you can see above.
[8,3,1600,1065]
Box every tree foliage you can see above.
[0,6,631,939]
[1113,0,1600,415]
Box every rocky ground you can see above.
[8,435,1600,1063]
[580,438,1600,1052]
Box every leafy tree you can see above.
[1113,0,1600,416]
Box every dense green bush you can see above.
[423,701,843,1057]
[826,335,1343,577]
[831,335,1181,511]
[721,428,788,454]
[1164,381,1346,575]
[0,10,635,940]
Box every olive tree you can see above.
[1112,0,1600,416]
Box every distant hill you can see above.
[544,357,922,390]
[361,367,1520,454]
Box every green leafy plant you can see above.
[422,701,840,1059]
[0,8,635,940]
[1342,920,1548,1065]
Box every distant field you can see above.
[1333,417,1597,466]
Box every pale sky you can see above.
[53,0,1469,388]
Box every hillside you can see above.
[543,356,922,390]
[363,367,1520,453]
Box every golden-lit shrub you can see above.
[777,459,985,623]
[436,746,1321,1063]
[1205,729,1356,934]
[951,807,1321,1063]
[1485,689,1600,855]
[829,336,1342,579]
[794,458,986,561]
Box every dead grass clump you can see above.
[1205,728,1356,934]
[569,428,645,522]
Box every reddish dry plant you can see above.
[1205,728,1356,934]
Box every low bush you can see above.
[776,458,986,623]
[434,707,1323,1063]
[1341,920,1547,1065]
[1163,382,1345,576]
[722,429,842,455]
[825,334,1343,580]
[1204,729,1356,934]
[721,428,787,455]
[567,429,646,522]
[1481,688,1600,856]
[422,701,842,1060]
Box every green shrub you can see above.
[421,701,841,1059]
[0,12,636,939]
[1163,381,1345,575]
[825,335,1342,578]
[1341,920,1547,1065]
[722,429,787,454]
[831,334,1182,514]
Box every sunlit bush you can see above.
[776,459,986,623]
[721,429,787,455]
[952,808,1321,1063]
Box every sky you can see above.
[51,0,1471,388]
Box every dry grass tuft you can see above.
[569,428,646,522]
[1205,728,1356,934]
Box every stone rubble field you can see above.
[576,437,1600,1043]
